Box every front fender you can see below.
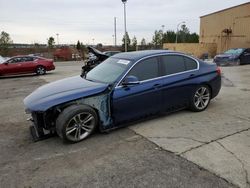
[24,86,109,112]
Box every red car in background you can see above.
[0,56,55,76]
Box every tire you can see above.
[189,85,211,112]
[36,66,46,75]
[56,104,98,143]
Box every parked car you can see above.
[24,50,221,142]
[0,56,55,76]
[103,51,121,56]
[214,48,250,66]
[82,46,109,74]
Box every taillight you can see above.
[216,66,221,75]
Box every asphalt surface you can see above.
[0,61,235,188]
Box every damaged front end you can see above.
[25,91,114,142]
[27,111,56,141]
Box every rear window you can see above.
[184,57,197,70]
[161,55,186,75]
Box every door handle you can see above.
[189,74,195,77]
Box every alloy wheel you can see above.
[37,66,45,75]
[194,87,210,110]
[65,112,95,142]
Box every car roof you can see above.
[112,50,180,61]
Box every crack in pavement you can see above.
[179,127,250,155]
[217,141,250,187]
[148,136,208,144]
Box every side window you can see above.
[7,58,15,64]
[184,57,197,70]
[161,55,185,75]
[9,57,22,63]
[24,57,34,62]
[127,57,158,81]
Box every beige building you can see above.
[200,2,250,53]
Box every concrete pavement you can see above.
[131,65,250,188]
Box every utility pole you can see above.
[114,17,117,47]
[122,0,128,52]
[56,33,59,46]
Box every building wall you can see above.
[200,3,250,53]
[163,43,217,58]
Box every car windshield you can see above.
[86,57,130,83]
[224,48,244,55]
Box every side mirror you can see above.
[122,75,140,86]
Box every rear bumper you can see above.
[47,64,55,71]
[210,75,221,99]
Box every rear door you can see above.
[20,56,36,72]
[159,55,199,111]
[112,57,162,124]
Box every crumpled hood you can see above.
[24,76,109,112]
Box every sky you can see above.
[0,0,249,45]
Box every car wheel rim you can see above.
[194,87,210,110]
[37,67,45,74]
[65,112,95,141]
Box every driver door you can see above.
[112,57,162,124]
[2,57,23,75]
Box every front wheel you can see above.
[189,85,211,112]
[56,105,98,143]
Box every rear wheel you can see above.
[56,105,98,143]
[189,85,211,112]
[36,66,46,75]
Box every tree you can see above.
[187,33,199,43]
[131,36,137,51]
[96,43,103,49]
[76,40,81,51]
[177,24,189,43]
[80,42,86,51]
[140,38,146,46]
[122,32,131,51]
[47,37,55,49]
[152,30,163,47]
[165,30,176,43]
[0,31,12,56]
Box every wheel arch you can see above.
[203,82,213,97]
[51,94,112,130]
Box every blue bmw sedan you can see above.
[24,50,221,143]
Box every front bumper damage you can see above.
[25,92,113,142]
[27,112,55,142]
